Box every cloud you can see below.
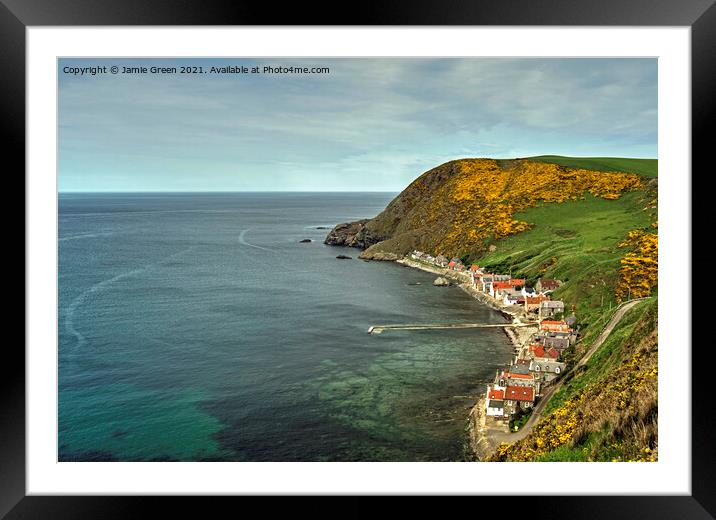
[58,58,657,191]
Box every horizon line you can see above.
[58,190,402,194]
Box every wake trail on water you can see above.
[238,229,273,252]
[59,232,114,242]
[63,246,196,352]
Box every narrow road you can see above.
[490,297,648,444]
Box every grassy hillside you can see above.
[478,190,655,331]
[528,155,658,178]
[355,158,645,261]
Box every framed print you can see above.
[6,0,710,516]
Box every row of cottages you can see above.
[411,250,438,266]
[408,250,453,269]
[408,253,569,322]
[409,250,489,277]
[535,316,578,350]
[489,279,525,300]
[447,257,467,271]
[473,273,510,293]
[484,317,575,421]
[472,273,561,306]
[485,383,535,417]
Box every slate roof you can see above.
[530,360,566,373]
[509,363,530,375]
[542,337,571,350]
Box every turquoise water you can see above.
[58,193,513,461]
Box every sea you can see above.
[58,192,514,462]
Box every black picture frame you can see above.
[5,0,708,516]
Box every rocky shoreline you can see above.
[468,397,509,461]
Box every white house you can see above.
[485,384,507,418]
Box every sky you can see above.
[58,58,657,192]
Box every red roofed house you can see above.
[485,384,507,418]
[524,294,551,313]
[490,281,512,298]
[447,261,456,268]
[498,369,535,388]
[540,320,571,333]
[531,344,560,360]
[530,344,547,359]
[536,278,561,293]
[470,264,480,273]
[488,388,505,400]
[504,385,535,413]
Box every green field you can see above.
[527,155,658,178]
[477,190,654,331]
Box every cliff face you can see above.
[323,219,383,249]
[324,158,643,260]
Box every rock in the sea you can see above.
[433,277,450,286]
[299,239,312,243]
[315,226,329,230]
[336,254,352,260]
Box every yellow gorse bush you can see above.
[409,159,642,256]
[615,230,658,301]
[491,342,658,462]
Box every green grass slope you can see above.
[477,189,655,331]
[528,155,658,178]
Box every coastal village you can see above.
[406,250,578,434]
